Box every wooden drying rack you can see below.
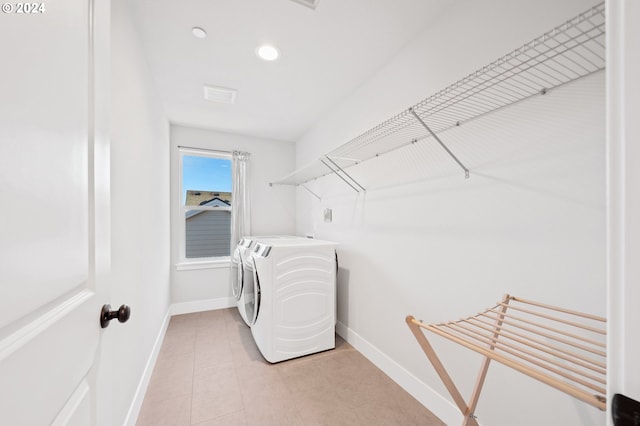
[406,295,607,425]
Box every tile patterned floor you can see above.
[136,308,444,426]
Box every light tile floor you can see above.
[136,308,445,426]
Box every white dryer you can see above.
[231,237,255,326]
[247,238,337,363]
[232,235,304,326]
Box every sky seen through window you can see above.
[182,155,232,204]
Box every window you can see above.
[178,148,232,265]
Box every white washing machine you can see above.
[247,238,337,363]
[232,235,304,326]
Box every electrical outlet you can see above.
[323,208,332,223]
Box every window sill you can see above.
[176,258,230,271]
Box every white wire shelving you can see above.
[271,2,605,195]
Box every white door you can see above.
[0,1,114,424]
[608,0,640,421]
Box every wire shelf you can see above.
[272,3,605,190]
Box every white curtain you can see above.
[230,150,251,256]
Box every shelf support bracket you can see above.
[320,157,365,193]
[410,108,470,179]
[300,184,321,201]
[325,156,366,192]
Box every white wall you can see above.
[110,1,171,424]
[295,1,605,425]
[170,125,296,306]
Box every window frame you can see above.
[176,147,232,270]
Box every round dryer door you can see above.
[230,248,242,300]
[235,256,244,301]
[244,257,261,326]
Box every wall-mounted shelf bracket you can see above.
[320,156,366,193]
[301,184,322,201]
[409,108,470,179]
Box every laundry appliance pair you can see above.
[231,235,301,326]
[230,235,337,363]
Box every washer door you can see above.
[230,248,242,300]
[245,257,261,326]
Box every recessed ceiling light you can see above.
[256,45,279,61]
[191,27,207,39]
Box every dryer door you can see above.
[230,248,242,300]
[245,257,261,326]
[236,256,245,302]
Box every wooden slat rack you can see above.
[406,294,607,425]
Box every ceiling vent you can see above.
[289,0,319,10]
[203,85,238,104]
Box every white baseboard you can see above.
[123,308,171,426]
[336,321,463,426]
[170,297,236,315]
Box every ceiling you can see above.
[128,0,454,142]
